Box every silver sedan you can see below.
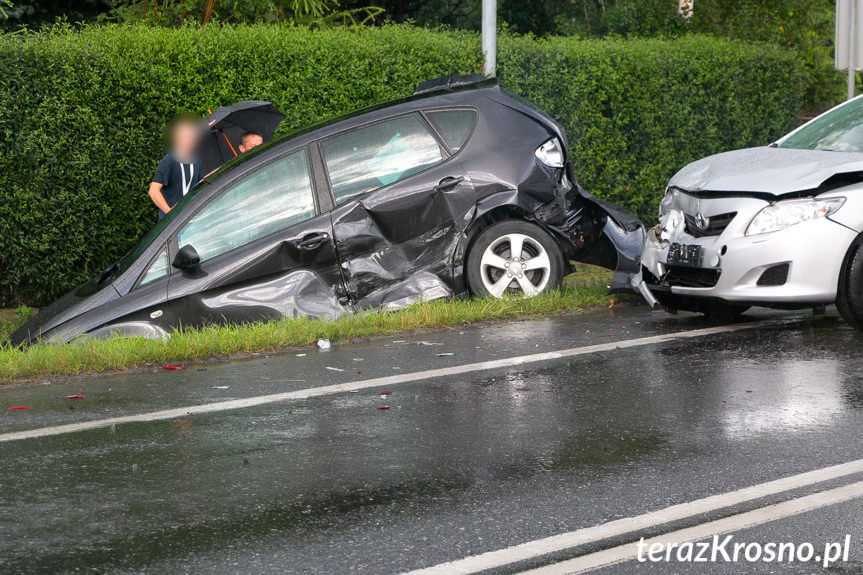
[638,95,863,328]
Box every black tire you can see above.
[466,220,565,298]
[837,235,863,330]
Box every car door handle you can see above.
[434,176,465,192]
[296,232,329,250]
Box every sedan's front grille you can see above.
[684,212,736,238]
[664,266,721,288]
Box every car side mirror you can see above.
[173,244,201,270]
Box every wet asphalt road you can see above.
[3,306,863,574]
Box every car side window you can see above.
[177,150,315,263]
[139,248,169,286]
[321,114,445,205]
[426,109,477,152]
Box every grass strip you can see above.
[0,276,616,383]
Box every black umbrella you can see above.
[198,100,285,175]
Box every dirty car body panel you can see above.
[640,94,863,316]
[11,77,644,345]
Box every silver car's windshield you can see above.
[779,97,863,153]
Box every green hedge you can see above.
[0,25,805,306]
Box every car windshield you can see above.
[778,97,863,153]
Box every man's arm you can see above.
[148,182,172,214]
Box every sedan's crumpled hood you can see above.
[669,146,863,195]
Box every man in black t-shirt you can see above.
[148,117,201,220]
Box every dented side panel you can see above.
[330,160,475,310]
[166,212,346,328]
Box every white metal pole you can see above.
[482,0,497,77]
[849,0,857,99]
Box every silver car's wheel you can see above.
[466,220,564,298]
[838,234,863,330]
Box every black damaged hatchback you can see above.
[10,76,645,346]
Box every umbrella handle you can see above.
[221,130,238,157]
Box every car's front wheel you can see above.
[466,220,564,298]
[837,235,863,330]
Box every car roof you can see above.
[203,76,500,182]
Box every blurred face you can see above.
[239,133,263,154]
[171,120,199,160]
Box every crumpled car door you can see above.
[166,148,348,329]
[329,165,476,311]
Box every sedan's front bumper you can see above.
[641,196,858,307]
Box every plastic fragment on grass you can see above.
[296,353,307,357]
[436,352,455,357]
[326,366,344,372]
[378,391,392,396]
[212,386,230,390]
[65,395,85,400]
[377,405,390,411]
[317,339,331,350]
[346,390,359,394]
[162,366,184,370]
[8,406,29,411]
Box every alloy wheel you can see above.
[479,233,552,297]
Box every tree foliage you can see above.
[107,0,383,26]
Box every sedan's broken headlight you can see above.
[535,138,565,168]
[746,197,845,236]
[658,188,675,218]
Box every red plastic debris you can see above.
[377,405,390,411]
[65,395,85,400]
[516,387,531,391]
[8,406,29,411]
[357,371,363,375]
[378,391,392,396]
[600,334,613,338]
[162,366,184,370]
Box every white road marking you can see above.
[401,459,863,575]
[0,319,788,443]
[520,480,863,574]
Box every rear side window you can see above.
[177,150,315,263]
[322,114,444,205]
[426,109,477,152]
